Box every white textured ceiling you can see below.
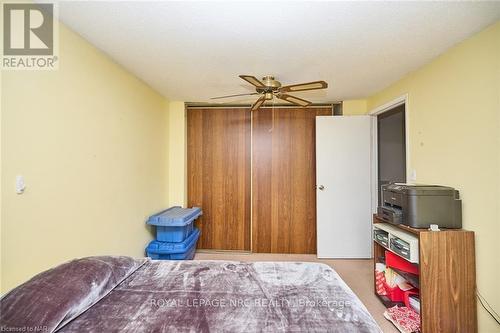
[58,1,500,103]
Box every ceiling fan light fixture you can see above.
[213,75,328,111]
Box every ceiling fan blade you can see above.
[250,96,266,111]
[276,93,312,107]
[239,75,266,88]
[211,92,259,100]
[280,80,328,93]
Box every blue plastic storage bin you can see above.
[147,206,202,242]
[146,228,200,260]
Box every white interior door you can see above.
[316,116,372,258]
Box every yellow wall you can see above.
[1,24,169,292]
[367,22,500,332]
[167,101,187,207]
[343,99,368,115]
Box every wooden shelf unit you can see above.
[373,215,477,333]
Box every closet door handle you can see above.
[317,185,325,191]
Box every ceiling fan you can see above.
[211,75,328,111]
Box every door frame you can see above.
[368,94,410,214]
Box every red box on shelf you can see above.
[382,280,406,302]
[385,250,419,275]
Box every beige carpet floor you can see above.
[194,252,398,333]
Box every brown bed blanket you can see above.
[59,260,382,332]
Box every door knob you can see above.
[317,185,325,191]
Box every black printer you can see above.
[377,184,462,229]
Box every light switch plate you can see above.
[409,169,417,182]
[16,175,26,194]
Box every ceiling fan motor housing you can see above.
[256,75,282,94]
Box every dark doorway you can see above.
[377,104,406,204]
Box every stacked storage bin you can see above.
[146,206,202,260]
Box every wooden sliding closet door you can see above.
[252,107,332,254]
[187,108,251,251]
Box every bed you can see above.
[1,256,382,332]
